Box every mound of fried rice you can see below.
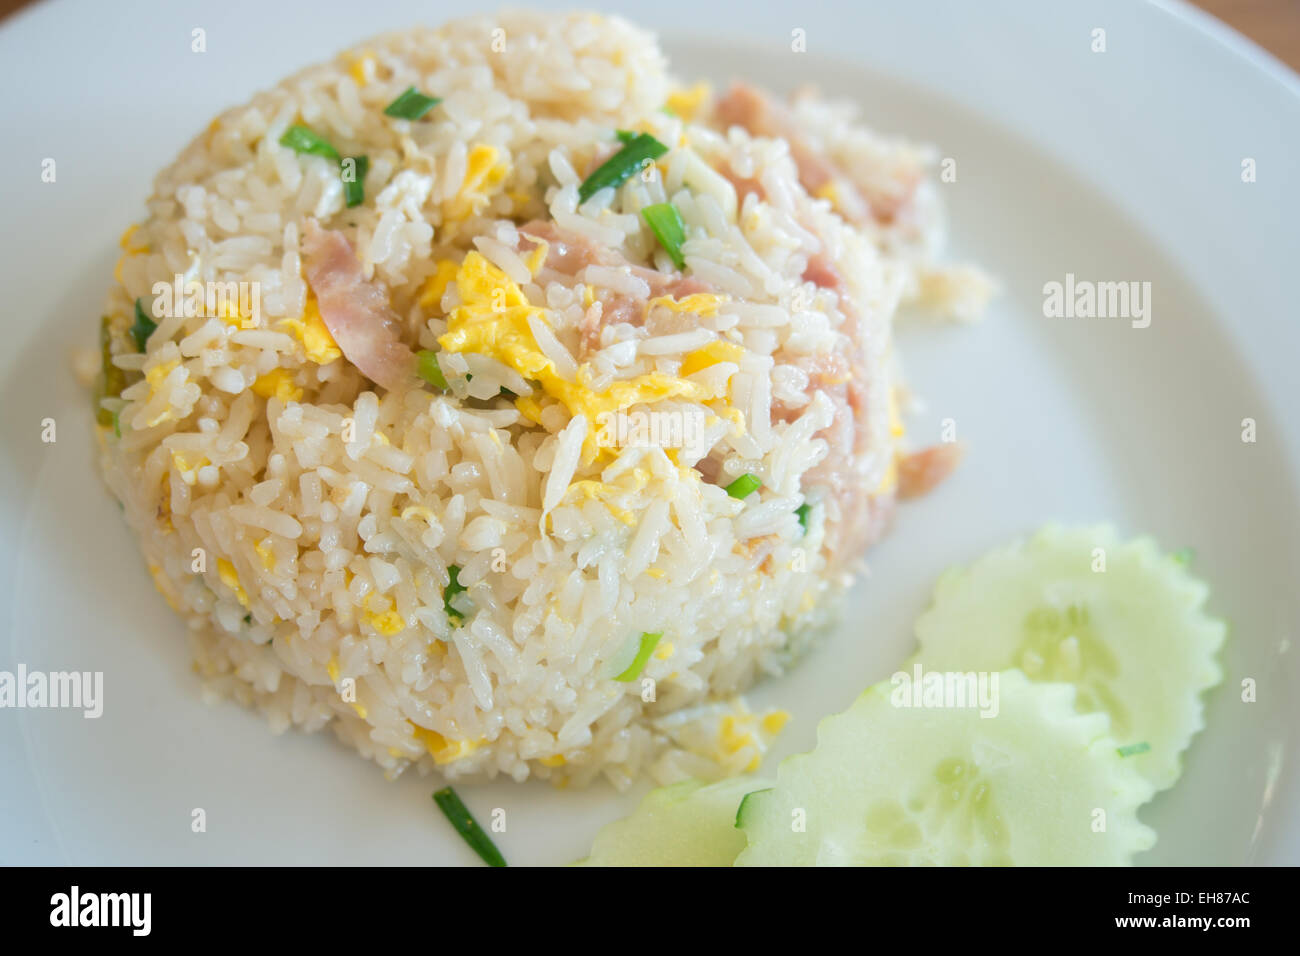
[89,11,989,788]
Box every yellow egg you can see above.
[251,368,303,403]
[348,52,374,87]
[438,252,721,461]
[217,558,250,608]
[362,594,405,636]
[254,539,276,571]
[445,144,510,222]
[409,721,482,764]
[169,450,208,486]
[278,294,341,364]
[647,292,726,317]
[680,340,744,377]
[665,82,711,121]
[418,259,461,313]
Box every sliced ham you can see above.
[300,219,417,391]
[714,83,920,226]
[898,443,964,499]
[516,220,716,355]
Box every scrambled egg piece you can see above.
[362,593,405,636]
[348,51,375,86]
[680,340,744,377]
[813,180,841,209]
[445,144,510,222]
[252,368,303,403]
[438,252,720,461]
[409,721,481,765]
[169,450,208,486]
[665,82,711,121]
[648,292,726,317]
[142,358,181,427]
[538,754,566,767]
[114,224,150,284]
[278,294,341,364]
[565,480,636,525]
[417,259,461,313]
[217,558,250,608]
[254,539,276,571]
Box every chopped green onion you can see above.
[1117,741,1151,758]
[578,132,668,203]
[1171,547,1195,566]
[111,408,121,438]
[724,473,761,500]
[130,298,157,352]
[795,503,812,533]
[242,613,252,625]
[641,202,687,270]
[432,787,507,867]
[614,632,663,682]
[341,155,369,208]
[384,86,442,121]
[416,349,449,390]
[444,564,468,624]
[734,788,773,828]
[614,129,638,144]
[278,124,340,161]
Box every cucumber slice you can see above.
[578,777,767,866]
[913,525,1225,790]
[736,671,1156,866]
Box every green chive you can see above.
[614,632,662,682]
[641,202,687,270]
[1171,547,1195,566]
[384,87,442,121]
[795,503,812,533]
[416,349,449,390]
[734,788,773,828]
[614,129,638,144]
[725,473,761,500]
[444,564,468,624]
[432,787,507,867]
[130,298,157,352]
[1117,742,1151,758]
[111,408,121,438]
[278,124,340,161]
[578,133,668,203]
[341,155,369,208]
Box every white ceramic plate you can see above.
[2,0,1297,866]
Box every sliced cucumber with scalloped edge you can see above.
[736,670,1156,866]
[913,524,1225,791]
[578,776,767,866]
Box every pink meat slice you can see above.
[517,220,714,354]
[898,443,964,499]
[714,83,918,225]
[300,219,417,391]
[782,247,891,565]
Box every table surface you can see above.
[1,0,1299,73]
